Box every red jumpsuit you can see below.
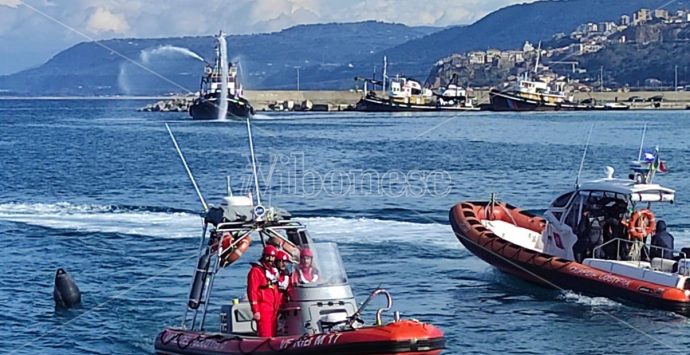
[247,262,279,337]
[274,271,291,335]
[291,266,319,285]
[276,271,291,310]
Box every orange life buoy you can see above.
[626,209,656,240]
[219,233,252,267]
[267,236,299,261]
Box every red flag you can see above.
[659,160,668,173]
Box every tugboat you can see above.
[354,57,478,112]
[488,43,593,112]
[488,76,583,111]
[155,120,445,354]
[189,32,254,120]
[449,143,690,314]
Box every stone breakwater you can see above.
[138,96,194,112]
[138,91,362,113]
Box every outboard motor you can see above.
[188,250,211,309]
[54,268,81,309]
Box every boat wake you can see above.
[0,202,200,239]
[558,290,622,308]
[0,202,457,248]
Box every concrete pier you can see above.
[135,90,690,113]
[244,90,361,111]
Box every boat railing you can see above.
[592,238,689,274]
[348,288,393,327]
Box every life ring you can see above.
[626,209,656,240]
[267,236,299,261]
[220,233,252,267]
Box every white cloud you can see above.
[85,7,129,34]
[0,0,533,74]
[0,0,21,8]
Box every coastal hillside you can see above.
[0,21,437,96]
[427,8,690,90]
[299,0,688,89]
[1,0,688,94]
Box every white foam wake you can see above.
[303,216,457,249]
[0,202,201,239]
[0,203,457,248]
[558,290,621,307]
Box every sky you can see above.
[0,0,534,75]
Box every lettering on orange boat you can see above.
[598,273,632,288]
[280,332,342,349]
[568,265,631,288]
[568,265,597,278]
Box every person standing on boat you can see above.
[573,210,591,262]
[292,248,319,284]
[247,245,279,337]
[275,250,292,308]
[274,249,293,335]
[650,220,674,259]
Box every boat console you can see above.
[220,242,361,336]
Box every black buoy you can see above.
[53,268,81,309]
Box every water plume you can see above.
[140,45,205,64]
[217,33,229,120]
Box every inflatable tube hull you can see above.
[449,201,690,314]
[154,320,444,355]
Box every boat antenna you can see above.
[226,176,233,197]
[533,41,541,76]
[165,123,209,212]
[245,117,262,206]
[637,122,647,161]
[575,124,594,189]
[382,56,387,93]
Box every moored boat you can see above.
[449,148,690,314]
[354,57,478,112]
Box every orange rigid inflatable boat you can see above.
[156,319,444,355]
[156,122,445,355]
[449,167,690,314]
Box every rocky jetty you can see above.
[138,96,194,112]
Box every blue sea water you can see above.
[1,100,690,354]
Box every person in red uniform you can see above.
[291,248,319,285]
[274,249,293,335]
[247,245,279,337]
[275,250,292,308]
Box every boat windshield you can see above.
[298,242,348,287]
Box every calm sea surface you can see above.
[1,100,690,354]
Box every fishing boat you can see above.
[449,139,690,314]
[488,76,580,111]
[155,120,445,354]
[354,57,478,112]
[487,44,581,111]
[189,32,254,120]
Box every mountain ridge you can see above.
[1,1,688,94]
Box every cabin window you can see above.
[564,195,583,228]
[551,192,574,208]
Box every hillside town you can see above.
[429,7,690,91]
